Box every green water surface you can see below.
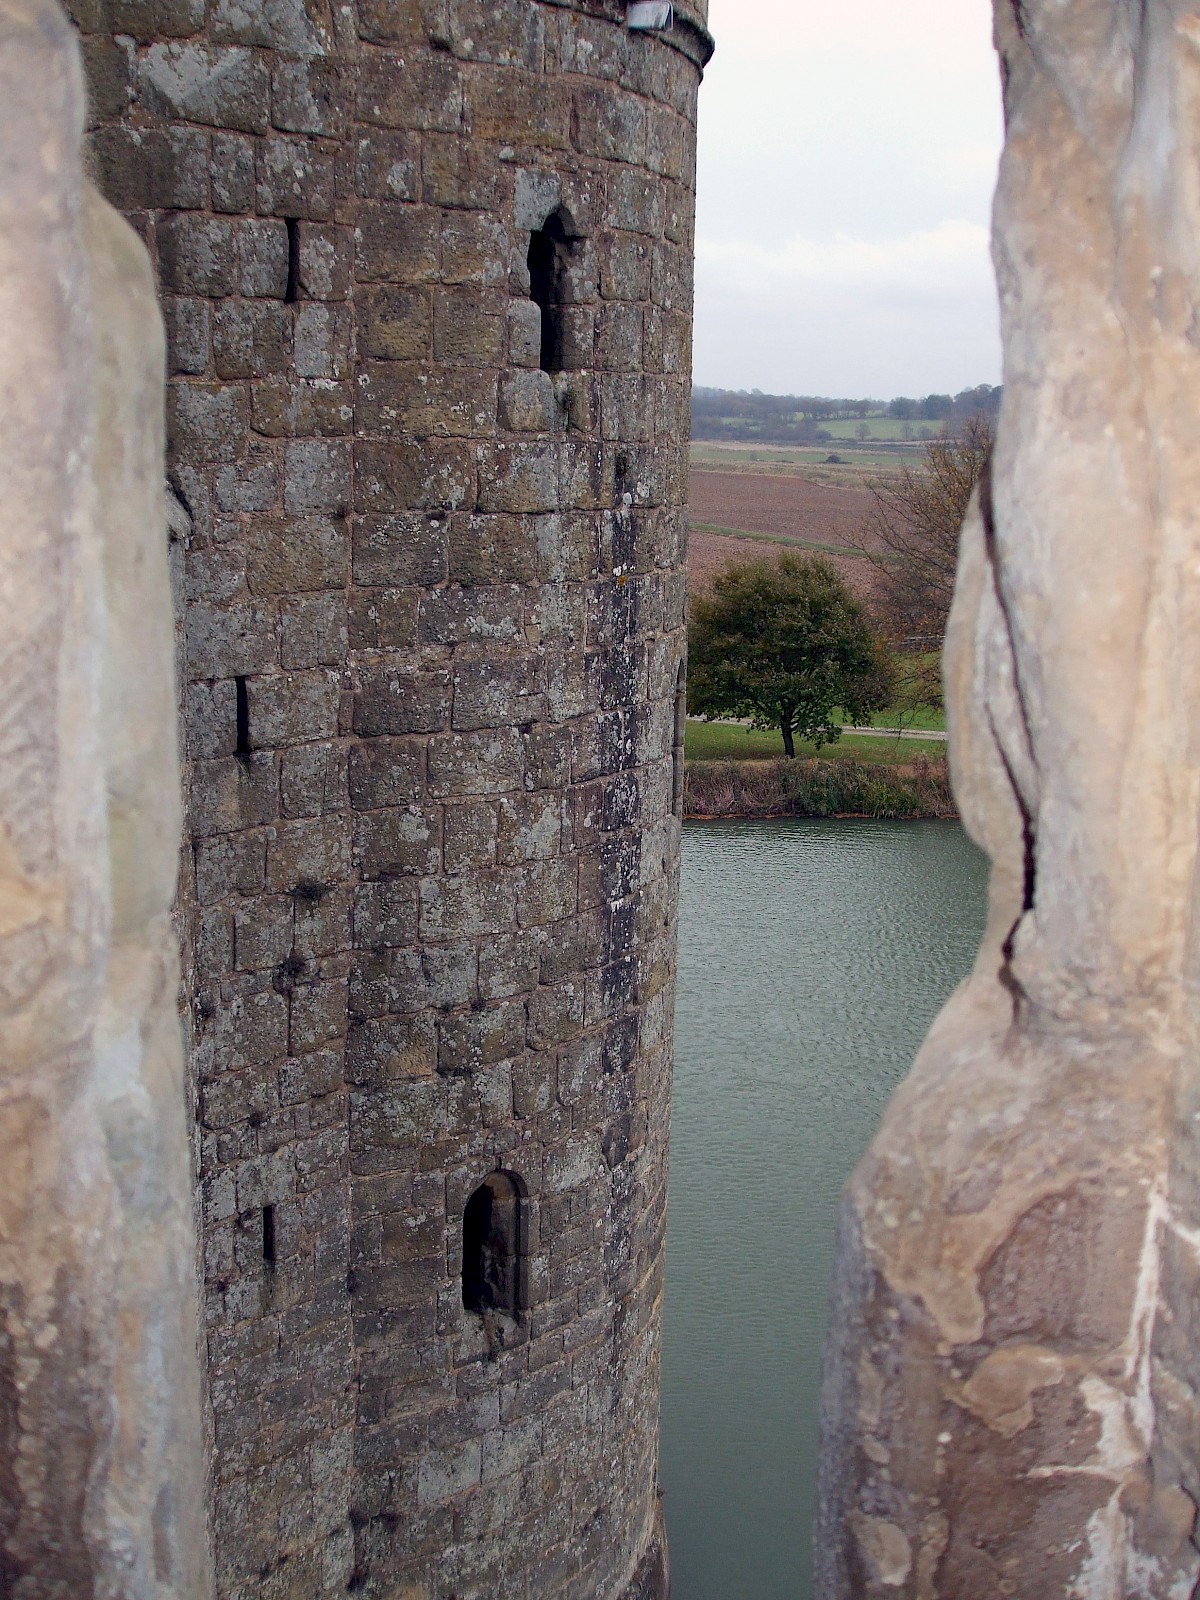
[660,819,989,1600]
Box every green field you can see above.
[684,719,946,766]
[817,417,943,442]
[688,441,915,482]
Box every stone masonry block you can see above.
[295,224,354,301]
[139,43,270,134]
[463,68,569,148]
[419,872,517,940]
[157,215,238,297]
[347,589,420,652]
[284,439,351,513]
[213,299,290,379]
[425,730,524,796]
[353,668,450,736]
[354,130,419,201]
[475,441,558,515]
[210,0,333,51]
[280,592,348,670]
[251,378,354,437]
[191,753,279,837]
[256,137,337,220]
[266,816,353,893]
[211,131,256,213]
[437,1000,526,1075]
[279,739,347,818]
[164,297,211,376]
[440,213,510,289]
[234,895,294,971]
[271,58,350,136]
[355,203,440,285]
[442,798,498,871]
[357,363,497,439]
[356,808,442,880]
[418,585,523,645]
[451,658,543,731]
[349,739,423,811]
[499,370,559,434]
[246,670,342,748]
[354,51,462,129]
[446,514,539,585]
[352,512,447,586]
[237,219,291,298]
[185,598,280,678]
[293,302,353,378]
[359,286,433,360]
[506,299,542,368]
[90,125,209,211]
[168,384,250,465]
[352,880,419,949]
[355,440,476,512]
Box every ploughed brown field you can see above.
[687,467,880,601]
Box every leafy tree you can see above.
[688,553,892,758]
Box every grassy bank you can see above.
[684,756,956,821]
[685,718,946,765]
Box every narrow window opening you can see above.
[262,1204,276,1268]
[672,659,687,817]
[528,209,575,373]
[462,1172,523,1316]
[235,675,251,755]
[285,218,301,304]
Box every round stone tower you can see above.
[69,0,711,1595]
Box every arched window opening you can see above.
[527,209,575,374]
[462,1172,524,1316]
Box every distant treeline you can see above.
[691,384,1002,445]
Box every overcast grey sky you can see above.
[692,0,1004,400]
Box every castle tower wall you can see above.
[70,2,711,1595]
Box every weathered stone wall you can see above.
[0,2,211,1593]
[70,2,710,1595]
[817,3,1200,1596]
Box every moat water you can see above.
[660,819,989,1600]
